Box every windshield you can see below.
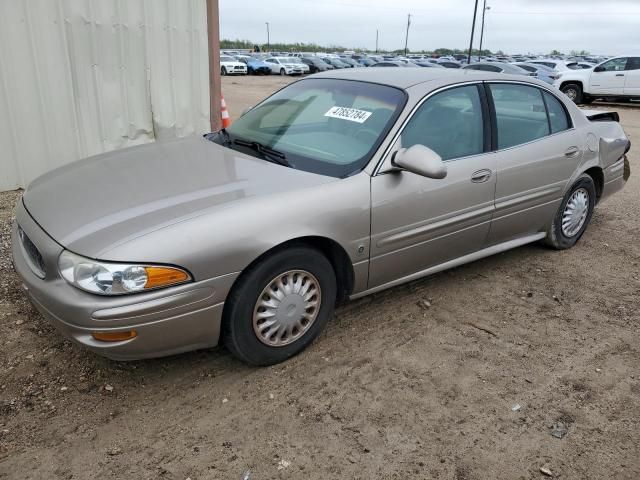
[213,78,406,177]
[220,56,235,62]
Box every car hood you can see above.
[23,136,335,258]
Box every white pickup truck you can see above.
[554,56,640,104]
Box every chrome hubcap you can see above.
[562,188,589,237]
[253,270,321,347]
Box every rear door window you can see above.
[626,57,640,71]
[489,84,550,149]
[543,92,571,134]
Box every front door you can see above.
[369,84,496,289]
[590,57,628,95]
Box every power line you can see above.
[490,10,640,16]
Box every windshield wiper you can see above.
[219,128,232,146]
[233,139,291,167]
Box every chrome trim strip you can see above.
[494,184,563,212]
[350,232,546,300]
[491,198,560,223]
[377,203,494,247]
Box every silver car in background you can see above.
[12,69,630,365]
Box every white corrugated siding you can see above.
[0,0,210,192]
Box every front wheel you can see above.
[561,83,583,104]
[280,68,286,76]
[221,66,227,76]
[544,174,596,250]
[222,246,337,366]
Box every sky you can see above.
[219,0,640,55]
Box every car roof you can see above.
[310,67,533,89]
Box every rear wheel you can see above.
[222,246,337,366]
[561,83,583,104]
[544,174,596,250]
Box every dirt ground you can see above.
[1,74,639,480]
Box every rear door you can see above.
[369,84,496,288]
[624,57,640,96]
[487,83,582,244]
[590,57,628,95]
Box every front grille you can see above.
[18,227,46,278]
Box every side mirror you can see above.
[594,65,604,73]
[392,144,447,179]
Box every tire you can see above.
[280,68,286,76]
[222,246,337,366]
[544,174,596,250]
[221,67,227,76]
[561,83,583,104]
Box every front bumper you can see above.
[11,201,238,360]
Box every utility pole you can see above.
[206,0,221,132]
[404,14,411,56]
[467,0,479,64]
[478,1,490,61]
[265,22,270,52]
[376,29,379,53]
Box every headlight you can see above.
[58,251,191,295]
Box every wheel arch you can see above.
[560,79,584,91]
[228,236,356,304]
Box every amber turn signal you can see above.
[92,330,138,342]
[144,266,190,289]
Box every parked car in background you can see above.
[220,55,247,76]
[338,57,361,68]
[438,61,462,69]
[513,63,559,84]
[412,60,444,68]
[264,57,304,76]
[554,56,640,103]
[573,62,596,70]
[530,59,581,72]
[324,57,349,69]
[371,61,405,67]
[236,56,271,75]
[14,69,630,365]
[358,57,376,67]
[289,57,310,74]
[463,62,532,76]
[301,56,332,73]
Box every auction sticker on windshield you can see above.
[324,106,372,123]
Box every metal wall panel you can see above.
[0,0,210,191]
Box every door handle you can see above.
[564,146,580,158]
[471,169,492,183]
[615,73,625,77]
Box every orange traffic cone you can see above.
[221,96,231,129]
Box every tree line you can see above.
[220,39,588,57]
